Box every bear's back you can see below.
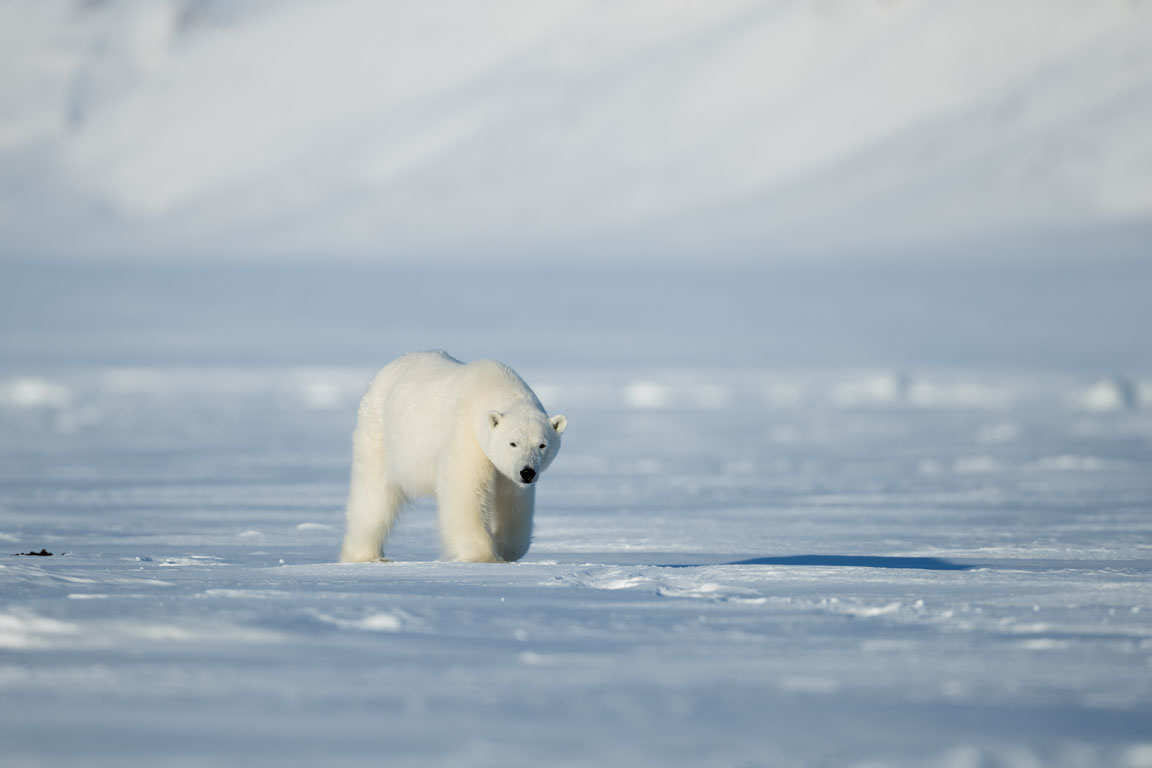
[376,351,464,411]
[373,351,541,419]
[456,359,543,412]
[390,349,462,376]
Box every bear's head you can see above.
[477,405,567,487]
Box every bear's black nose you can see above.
[519,467,536,483]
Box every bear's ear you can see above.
[550,414,567,435]
[487,410,503,429]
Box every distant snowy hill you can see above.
[1,0,1150,259]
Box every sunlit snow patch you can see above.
[829,372,906,406]
[1070,377,1137,412]
[952,456,1004,474]
[0,611,81,649]
[0,378,72,408]
[1027,455,1112,472]
[623,380,669,409]
[907,379,1016,409]
[312,611,403,632]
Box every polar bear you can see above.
[339,351,567,563]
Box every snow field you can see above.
[1,366,1151,765]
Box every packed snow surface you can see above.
[2,360,1151,766]
[1,255,1150,765]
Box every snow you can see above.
[1,0,1150,258]
[2,329,1151,763]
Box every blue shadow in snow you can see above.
[661,555,972,571]
[729,555,972,570]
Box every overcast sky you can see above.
[1,0,1150,261]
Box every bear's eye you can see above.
[539,443,546,450]
[509,442,517,447]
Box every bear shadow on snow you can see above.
[661,555,973,571]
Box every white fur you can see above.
[340,351,567,563]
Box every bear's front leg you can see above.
[436,464,503,563]
[491,480,534,562]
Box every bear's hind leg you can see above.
[340,437,405,562]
